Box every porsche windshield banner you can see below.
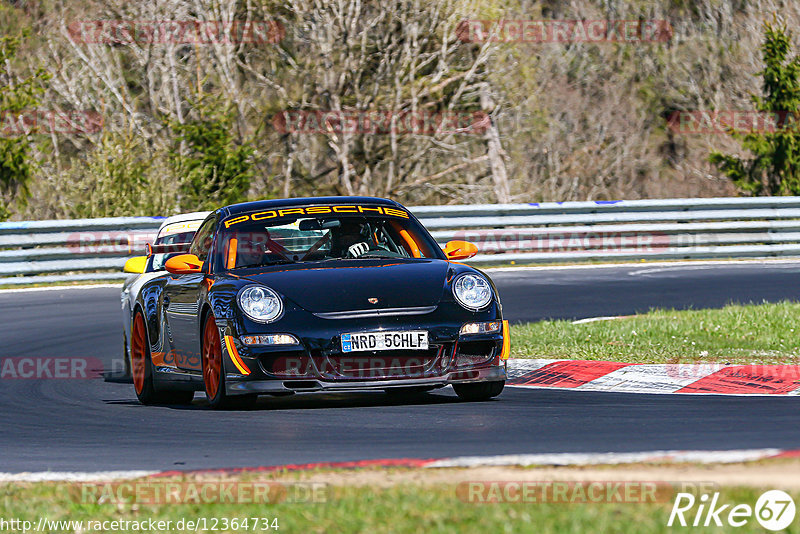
[223,205,410,228]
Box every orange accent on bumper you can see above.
[500,320,510,360]
[224,335,251,375]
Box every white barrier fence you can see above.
[2,196,800,285]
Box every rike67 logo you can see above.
[668,490,796,530]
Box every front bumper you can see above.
[226,364,506,395]
[219,301,508,396]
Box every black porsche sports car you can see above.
[130,196,508,408]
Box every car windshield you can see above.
[215,211,443,270]
[149,231,197,271]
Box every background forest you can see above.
[0,0,798,220]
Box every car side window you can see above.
[189,217,216,263]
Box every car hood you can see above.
[234,259,449,313]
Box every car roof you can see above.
[157,211,211,230]
[219,196,402,217]
[156,211,212,236]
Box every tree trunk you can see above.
[480,84,510,203]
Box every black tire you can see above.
[131,310,194,406]
[122,333,131,378]
[131,311,158,404]
[202,314,257,410]
[452,380,505,401]
[206,384,258,410]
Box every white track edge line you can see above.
[0,283,122,293]
[423,448,785,468]
[1,448,791,481]
[0,470,159,482]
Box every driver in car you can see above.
[232,232,275,267]
[334,220,377,258]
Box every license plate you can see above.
[341,331,428,352]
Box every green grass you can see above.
[1,480,797,533]
[510,301,800,364]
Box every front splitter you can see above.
[226,366,506,395]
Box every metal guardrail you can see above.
[0,217,164,283]
[2,196,800,285]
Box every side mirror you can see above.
[165,254,204,274]
[443,240,478,261]
[123,256,147,274]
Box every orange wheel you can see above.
[130,310,194,406]
[131,313,148,395]
[202,315,223,400]
[202,314,256,409]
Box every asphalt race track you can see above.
[495,261,800,322]
[2,261,800,473]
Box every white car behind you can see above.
[120,212,210,376]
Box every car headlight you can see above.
[238,286,283,323]
[452,273,493,311]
